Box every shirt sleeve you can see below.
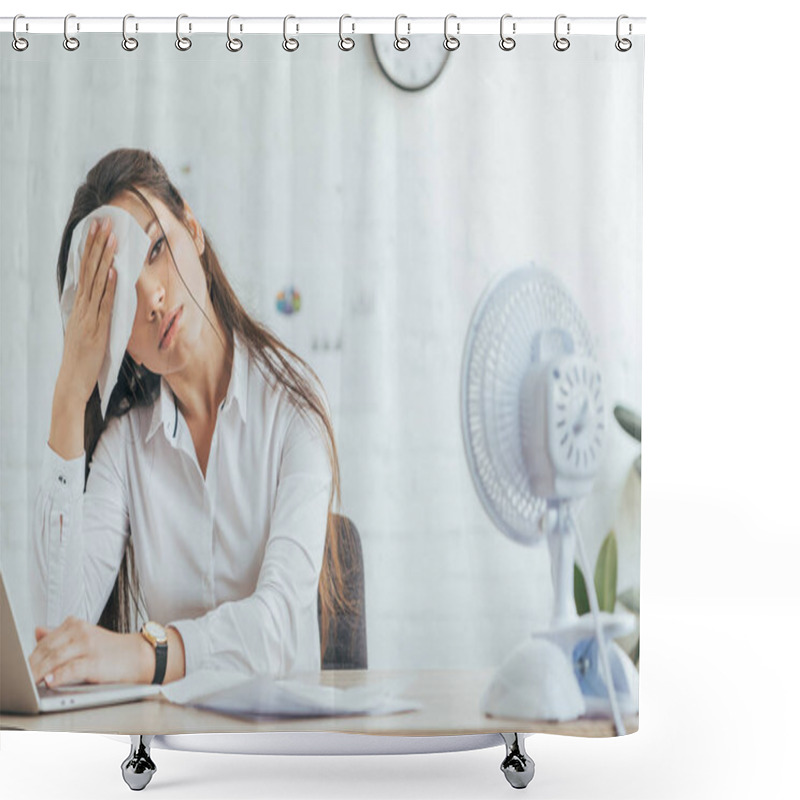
[28,416,131,630]
[167,404,332,679]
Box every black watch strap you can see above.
[152,640,167,685]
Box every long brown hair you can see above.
[55,148,355,662]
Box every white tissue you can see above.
[160,669,422,719]
[60,205,151,419]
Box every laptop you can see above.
[0,569,161,714]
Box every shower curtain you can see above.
[0,28,643,737]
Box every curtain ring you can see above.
[283,15,299,52]
[176,14,192,51]
[394,14,410,51]
[615,15,632,51]
[227,15,243,52]
[63,14,80,51]
[443,14,460,51]
[122,15,138,51]
[553,14,571,52]
[499,14,515,51]
[338,14,355,51]
[12,15,29,51]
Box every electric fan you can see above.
[460,262,639,733]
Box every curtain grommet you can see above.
[122,14,138,51]
[283,15,299,52]
[176,14,192,51]
[338,14,355,51]
[226,15,243,52]
[12,14,29,51]
[63,13,80,51]
[499,14,516,51]
[394,14,410,51]
[444,14,460,51]
[615,15,633,51]
[553,15,571,52]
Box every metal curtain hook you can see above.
[615,14,632,51]
[283,15,299,51]
[394,14,410,51]
[499,14,515,51]
[554,14,571,51]
[122,14,139,51]
[444,14,460,51]
[339,14,355,51]
[176,14,192,50]
[12,14,29,51]
[227,15,243,51]
[63,13,80,51]
[175,14,192,50]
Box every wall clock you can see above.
[370,33,451,92]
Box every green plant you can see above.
[574,530,639,668]
[574,530,618,614]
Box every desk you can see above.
[1,668,638,737]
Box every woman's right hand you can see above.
[60,216,118,406]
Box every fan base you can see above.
[480,612,639,724]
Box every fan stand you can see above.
[479,502,638,724]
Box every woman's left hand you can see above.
[29,616,148,687]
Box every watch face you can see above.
[144,621,167,641]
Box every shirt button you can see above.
[58,475,66,485]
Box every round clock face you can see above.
[370,33,451,91]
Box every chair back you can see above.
[317,514,367,670]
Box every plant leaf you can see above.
[574,563,590,616]
[617,587,640,615]
[594,530,618,613]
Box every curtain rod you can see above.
[1,16,646,36]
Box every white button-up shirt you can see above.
[29,330,333,680]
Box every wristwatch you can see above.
[140,621,168,685]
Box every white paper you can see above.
[159,668,254,705]
[160,669,422,718]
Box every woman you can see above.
[28,148,356,688]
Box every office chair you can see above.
[318,514,367,670]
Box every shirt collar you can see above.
[145,328,248,445]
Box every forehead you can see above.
[108,189,172,236]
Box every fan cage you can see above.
[460,262,596,545]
